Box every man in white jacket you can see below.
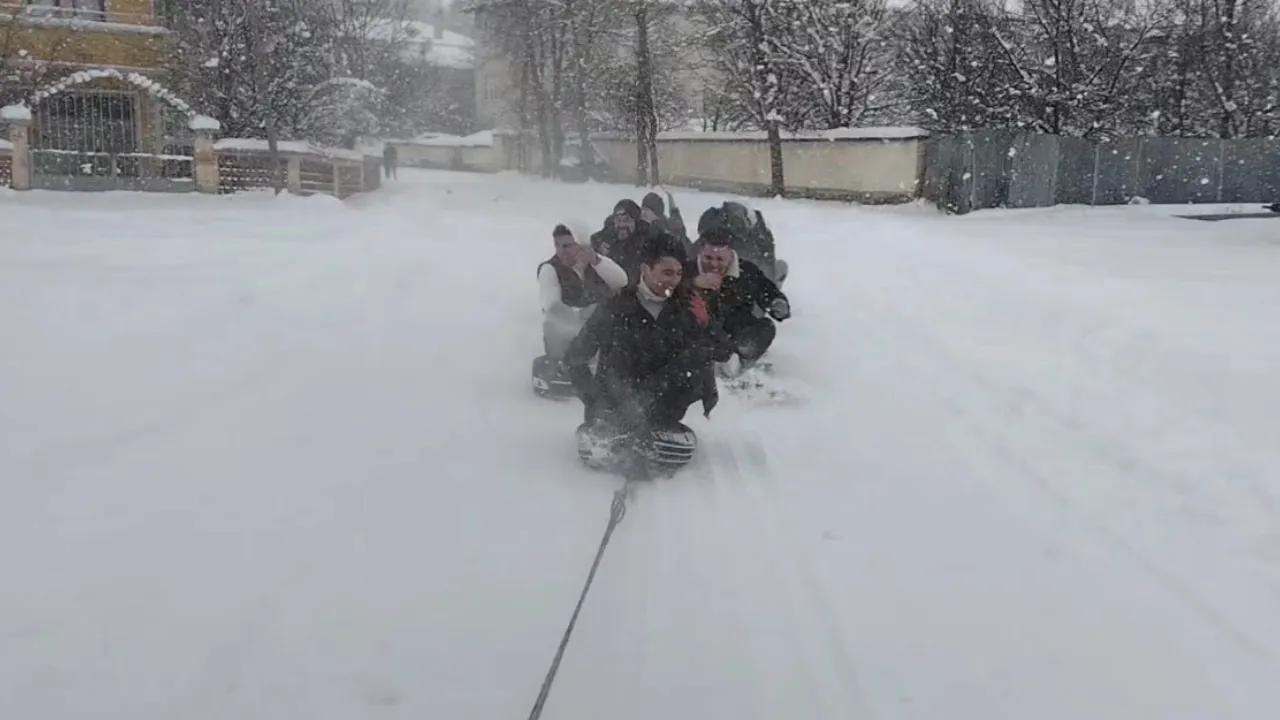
[538,222,630,361]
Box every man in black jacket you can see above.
[565,233,733,436]
[640,191,692,252]
[696,201,786,284]
[688,226,791,366]
[590,199,655,283]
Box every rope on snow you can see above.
[525,475,635,720]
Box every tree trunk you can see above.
[517,49,531,172]
[566,0,597,175]
[521,13,552,176]
[1218,0,1240,138]
[550,20,566,172]
[746,1,783,196]
[635,2,659,186]
[246,0,283,194]
[635,101,649,186]
[766,119,784,197]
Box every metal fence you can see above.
[29,90,195,192]
[921,130,1280,214]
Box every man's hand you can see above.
[579,244,599,266]
[768,297,791,321]
[694,272,722,291]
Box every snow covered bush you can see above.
[306,77,385,148]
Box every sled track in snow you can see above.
[528,433,874,719]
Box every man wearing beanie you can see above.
[590,198,657,283]
[640,191,691,252]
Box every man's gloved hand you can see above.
[768,297,791,321]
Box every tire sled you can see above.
[532,355,576,399]
[576,420,697,476]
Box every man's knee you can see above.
[543,323,576,359]
[735,318,777,361]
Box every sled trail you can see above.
[541,433,873,720]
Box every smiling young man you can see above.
[564,233,733,438]
[688,226,791,368]
[538,222,628,360]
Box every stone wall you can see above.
[587,128,926,203]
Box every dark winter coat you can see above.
[537,255,613,308]
[640,191,693,253]
[686,254,787,333]
[565,284,732,426]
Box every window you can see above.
[24,0,108,21]
[154,0,172,26]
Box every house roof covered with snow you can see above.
[367,19,475,70]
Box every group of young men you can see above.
[536,191,791,441]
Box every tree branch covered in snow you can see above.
[166,0,467,146]
[765,0,898,129]
[894,0,1280,138]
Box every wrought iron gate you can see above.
[30,90,195,192]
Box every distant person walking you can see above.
[383,143,398,179]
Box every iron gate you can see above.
[30,90,195,192]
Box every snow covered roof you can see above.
[0,138,12,151]
[189,115,220,132]
[213,138,379,161]
[395,130,493,147]
[366,19,475,70]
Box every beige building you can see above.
[1,0,194,191]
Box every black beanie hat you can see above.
[613,199,641,220]
[641,192,665,216]
[700,225,734,248]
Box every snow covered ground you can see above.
[2,171,1280,719]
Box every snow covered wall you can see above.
[391,127,928,202]
[588,128,926,203]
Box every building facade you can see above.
[2,0,191,191]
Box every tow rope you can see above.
[525,478,635,720]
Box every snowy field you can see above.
[3,170,1280,719]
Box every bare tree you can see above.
[985,0,1163,137]
[1176,0,1280,137]
[895,0,1013,131]
[632,0,660,184]
[766,0,896,129]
